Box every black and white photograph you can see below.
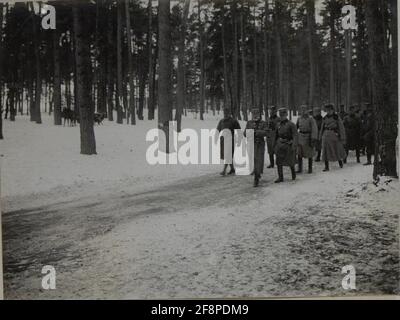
[0,0,399,300]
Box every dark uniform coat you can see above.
[274,119,298,167]
[217,117,241,161]
[320,113,347,162]
[266,114,280,155]
[296,116,318,159]
[343,113,362,151]
[245,120,268,176]
[362,113,375,155]
[313,114,323,152]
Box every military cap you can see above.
[269,105,277,111]
[252,107,261,113]
[324,103,335,110]
[278,107,288,113]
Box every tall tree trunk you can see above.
[31,3,42,124]
[158,0,172,152]
[116,1,123,124]
[198,0,205,121]
[253,3,260,112]
[274,1,284,107]
[221,18,229,110]
[263,0,270,119]
[240,1,248,121]
[329,2,336,104]
[306,0,316,107]
[106,5,114,121]
[176,0,190,132]
[53,28,62,125]
[125,0,136,125]
[231,0,240,119]
[73,2,96,155]
[364,0,397,178]
[0,3,4,139]
[147,0,155,120]
[345,29,352,111]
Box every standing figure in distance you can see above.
[320,104,347,171]
[296,105,318,174]
[266,106,280,168]
[245,108,268,187]
[343,105,362,163]
[216,107,241,176]
[361,103,375,165]
[312,107,323,162]
[274,108,298,183]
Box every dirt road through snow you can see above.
[2,162,399,299]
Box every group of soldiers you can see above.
[217,103,375,187]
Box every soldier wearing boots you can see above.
[343,105,362,163]
[296,105,318,174]
[312,107,323,162]
[274,108,298,183]
[320,104,347,171]
[362,103,375,165]
[216,107,241,176]
[266,106,280,168]
[245,108,268,187]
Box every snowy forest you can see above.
[0,0,397,178]
[1,0,400,299]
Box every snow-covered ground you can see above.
[1,113,399,299]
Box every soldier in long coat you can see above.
[312,107,323,162]
[274,108,298,183]
[245,108,268,187]
[266,106,280,168]
[320,104,347,171]
[296,105,318,173]
[216,107,241,175]
[361,103,375,165]
[343,105,362,163]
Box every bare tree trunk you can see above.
[231,0,240,119]
[221,18,229,110]
[53,28,62,125]
[0,3,4,139]
[345,29,352,111]
[263,0,270,119]
[125,0,136,125]
[116,1,124,124]
[274,1,284,107]
[158,0,172,152]
[198,0,205,120]
[147,0,155,120]
[73,3,96,155]
[176,0,190,132]
[306,0,316,107]
[329,3,336,104]
[106,4,114,121]
[31,3,42,124]
[253,3,259,112]
[240,0,248,121]
[364,0,397,178]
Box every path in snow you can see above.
[2,161,399,299]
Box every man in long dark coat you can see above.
[343,105,362,163]
[274,107,298,183]
[266,106,280,168]
[245,108,268,187]
[361,103,375,165]
[216,107,241,175]
[312,107,323,162]
[296,105,318,173]
[320,104,347,171]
